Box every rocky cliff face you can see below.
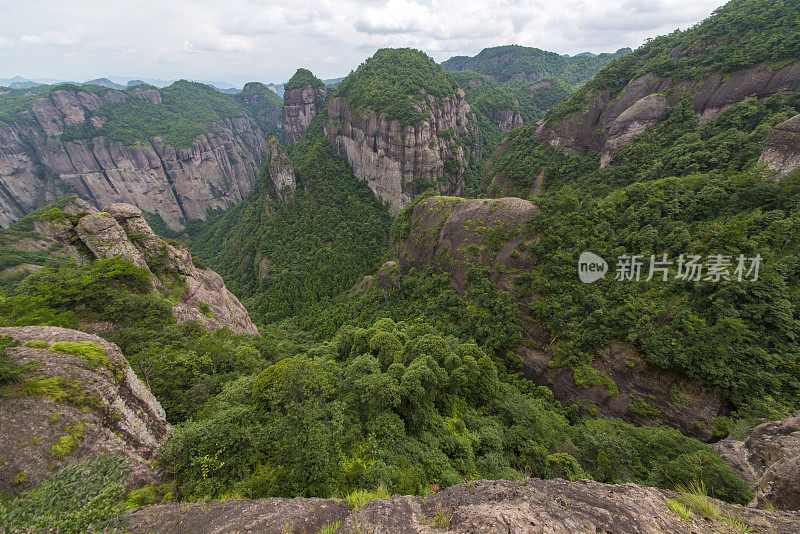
[282,84,326,144]
[714,412,800,511]
[394,196,537,294]
[490,108,524,132]
[537,61,800,165]
[0,326,169,495]
[0,87,280,229]
[127,478,800,533]
[19,198,258,334]
[388,195,725,439]
[324,90,478,212]
[759,113,800,178]
[264,134,296,201]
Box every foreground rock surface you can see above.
[715,411,800,511]
[127,479,800,533]
[0,326,169,495]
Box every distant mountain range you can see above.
[0,75,347,95]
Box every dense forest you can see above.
[2,0,800,531]
[443,45,631,123]
[548,0,800,123]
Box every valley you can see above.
[1,0,800,532]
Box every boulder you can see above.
[715,412,800,510]
[0,326,169,495]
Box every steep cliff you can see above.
[759,113,800,178]
[282,69,327,144]
[538,61,800,165]
[0,326,169,495]
[324,49,481,212]
[0,81,284,229]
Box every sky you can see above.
[0,0,726,87]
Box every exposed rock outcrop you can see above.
[391,195,725,438]
[521,343,725,441]
[325,91,478,212]
[759,113,800,178]
[0,87,282,229]
[490,107,524,132]
[394,196,537,294]
[536,61,800,164]
[264,135,296,201]
[714,412,800,510]
[282,82,327,144]
[22,198,258,334]
[127,478,800,533]
[0,326,169,494]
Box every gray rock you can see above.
[0,326,169,495]
[127,478,800,533]
[0,87,283,229]
[324,89,478,213]
[717,412,800,510]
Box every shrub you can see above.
[50,341,109,369]
[0,453,131,533]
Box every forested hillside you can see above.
[480,0,800,434]
[3,0,800,530]
[443,46,631,124]
[188,118,391,323]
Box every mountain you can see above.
[441,45,631,130]
[84,78,127,90]
[536,0,800,166]
[282,69,327,144]
[0,76,43,89]
[323,48,492,211]
[441,45,631,84]
[0,80,285,229]
[453,0,800,446]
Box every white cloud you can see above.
[20,27,84,47]
[184,24,258,52]
[0,0,725,85]
[0,37,13,47]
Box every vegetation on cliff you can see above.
[548,0,800,123]
[482,23,800,427]
[335,48,460,125]
[1,79,284,148]
[284,68,326,92]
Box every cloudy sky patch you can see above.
[0,0,725,86]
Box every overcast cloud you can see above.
[0,0,724,86]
